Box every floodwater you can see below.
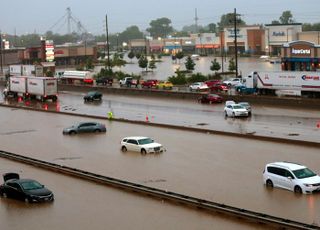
[1,89,319,143]
[0,107,320,228]
[93,56,281,80]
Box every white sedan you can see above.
[120,136,165,154]
[189,82,209,91]
[224,104,249,117]
[223,78,242,87]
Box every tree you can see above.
[228,58,236,72]
[148,59,156,71]
[127,51,135,63]
[175,51,184,64]
[138,55,148,71]
[135,53,141,59]
[279,11,294,24]
[111,53,126,69]
[147,17,173,38]
[119,26,144,42]
[303,23,320,31]
[271,20,281,25]
[185,56,196,72]
[210,58,221,74]
[218,13,246,31]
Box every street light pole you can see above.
[105,14,111,73]
[0,30,3,74]
[234,8,238,78]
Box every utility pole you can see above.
[194,8,199,33]
[67,7,71,34]
[234,8,239,78]
[105,14,111,73]
[0,30,3,74]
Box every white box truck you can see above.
[26,77,58,101]
[241,71,320,97]
[4,76,27,97]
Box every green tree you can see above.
[135,53,142,59]
[168,69,187,85]
[279,11,294,24]
[228,58,236,72]
[128,51,135,63]
[218,13,246,31]
[138,55,148,71]
[119,26,144,42]
[148,59,156,71]
[147,17,173,38]
[210,58,221,74]
[176,51,184,64]
[303,23,320,31]
[111,53,126,69]
[188,73,208,83]
[85,58,94,70]
[184,56,196,72]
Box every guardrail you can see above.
[0,149,318,230]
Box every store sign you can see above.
[291,48,311,55]
[272,31,285,36]
[45,40,55,62]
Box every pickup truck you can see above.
[96,77,113,86]
[119,77,137,87]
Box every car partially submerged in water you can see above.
[120,136,165,154]
[0,173,54,203]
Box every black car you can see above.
[84,91,102,102]
[0,173,54,203]
[96,77,113,86]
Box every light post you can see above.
[105,14,111,73]
[234,8,239,78]
[116,33,119,52]
[0,31,3,74]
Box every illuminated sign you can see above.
[292,48,311,55]
[45,40,55,62]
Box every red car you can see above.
[142,79,158,88]
[205,80,221,88]
[198,94,223,104]
[210,83,229,92]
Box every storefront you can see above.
[281,40,320,71]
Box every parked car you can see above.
[63,122,106,135]
[0,173,54,203]
[238,102,252,115]
[189,82,209,91]
[156,81,173,90]
[224,103,249,117]
[209,83,229,92]
[223,78,242,87]
[263,162,320,194]
[141,79,158,88]
[96,77,113,86]
[84,91,102,102]
[120,136,164,154]
[205,80,221,88]
[198,94,223,104]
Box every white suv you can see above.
[263,162,320,194]
[121,136,164,154]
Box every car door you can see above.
[126,139,140,152]
[226,105,232,116]
[6,182,24,200]
[78,123,92,133]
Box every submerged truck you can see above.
[4,76,58,101]
[240,71,320,98]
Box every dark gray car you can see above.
[63,122,107,135]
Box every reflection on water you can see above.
[2,96,60,112]
[95,56,281,80]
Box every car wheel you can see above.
[121,146,127,152]
[69,131,76,135]
[232,112,235,118]
[1,192,7,198]
[141,149,147,155]
[209,101,212,104]
[224,111,228,117]
[266,179,273,188]
[24,197,30,203]
[294,186,303,194]
[95,129,101,133]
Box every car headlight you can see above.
[304,183,312,187]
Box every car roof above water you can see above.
[266,162,306,171]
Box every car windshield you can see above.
[292,168,317,179]
[138,138,153,145]
[239,102,249,106]
[88,92,96,96]
[233,105,244,109]
[21,181,43,190]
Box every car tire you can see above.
[1,192,7,198]
[95,129,101,133]
[224,111,228,117]
[232,112,235,118]
[266,179,273,188]
[209,101,212,104]
[69,131,76,135]
[25,197,30,203]
[141,149,147,155]
[294,186,303,194]
[121,146,127,152]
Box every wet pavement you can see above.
[0,107,320,227]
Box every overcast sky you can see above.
[1,0,319,35]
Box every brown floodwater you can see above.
[0,106,319,228]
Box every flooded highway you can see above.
[1,88,319,143]
[0,106,319,228]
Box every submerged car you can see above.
[238,102,252,115]
[224,104,249,117]
[63,122,106,135]
[84,91,102,102]
[0,173,54,203]
[198,94,223,104]
[263,162,320,194]
[120,136,164,154]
